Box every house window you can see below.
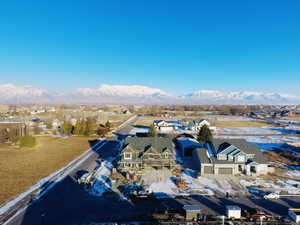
[218,154,226,160]
[250,166,256,173]
[124,153,132,159]
[237,155,245,162]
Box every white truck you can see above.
[264,193,280,199]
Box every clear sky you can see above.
[0,0,300,96]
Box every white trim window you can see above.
[237,155,245,162]
[124,153,132,160]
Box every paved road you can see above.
[169,195,300,217]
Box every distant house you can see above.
[153,120,182,133]
[192,139,273,176]
[118,137,176,175]
[189,119,210,132]
[52,119,62,129]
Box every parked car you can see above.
[264,193,280,199]
[243,208,273,221]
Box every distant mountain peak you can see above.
[0,83,298,104]
[182,90,297,104]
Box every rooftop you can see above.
[226,205,241,211]
[183,205,201,211]
[195,139,268,164]
[125,136,173,153]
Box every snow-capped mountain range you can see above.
[0,83,298,104]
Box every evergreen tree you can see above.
[73,119,84,135]
[105,120,111,128]
[84,118,95,136]
[148,124,157,137]
[46,121,53,129]
[197,124,213,144]
[61,121,73,136]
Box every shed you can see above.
[288,208,300,223]
[183,205,201,221]
[226,205,241,219]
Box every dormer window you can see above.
[124,153,132,159]
[217,154,227,160]
[237,155,245,162]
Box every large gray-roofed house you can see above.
[192,139,272,176]
[125,136,173,153]
[118,137,176,175]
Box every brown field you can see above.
[211,120,271,128]
[287,115,300,122]
[0,136,92,205]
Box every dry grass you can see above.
[287,115,300,122]
[0,136,92,205]
[212,120,271,127]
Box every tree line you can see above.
[61,118,111,137]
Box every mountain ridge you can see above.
[0,83,298,104]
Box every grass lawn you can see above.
[212,120,272,127]
[0,136,92,205]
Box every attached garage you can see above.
[218,168,233,175]
[203,166,214,174]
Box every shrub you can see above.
[20,136,36,148]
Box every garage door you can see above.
[218,168,233,175]
[203,166,214,174]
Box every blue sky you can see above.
[0,0,300,96]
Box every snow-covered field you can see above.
[240,177,300,195]
[215,125,300,152]
[206,116,255,121]
[217,127,284,135]
[286,169,300,178]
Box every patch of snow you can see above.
[90,157,115,196]
[240,177,300,195]
[286,169,300,178]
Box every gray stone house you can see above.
[192,139,272,176]
[118,137,176,175]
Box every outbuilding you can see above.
[226,205,241,219]
[183,205,202,221]
[288,208,300,223]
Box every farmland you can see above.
[0,136,92,205]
